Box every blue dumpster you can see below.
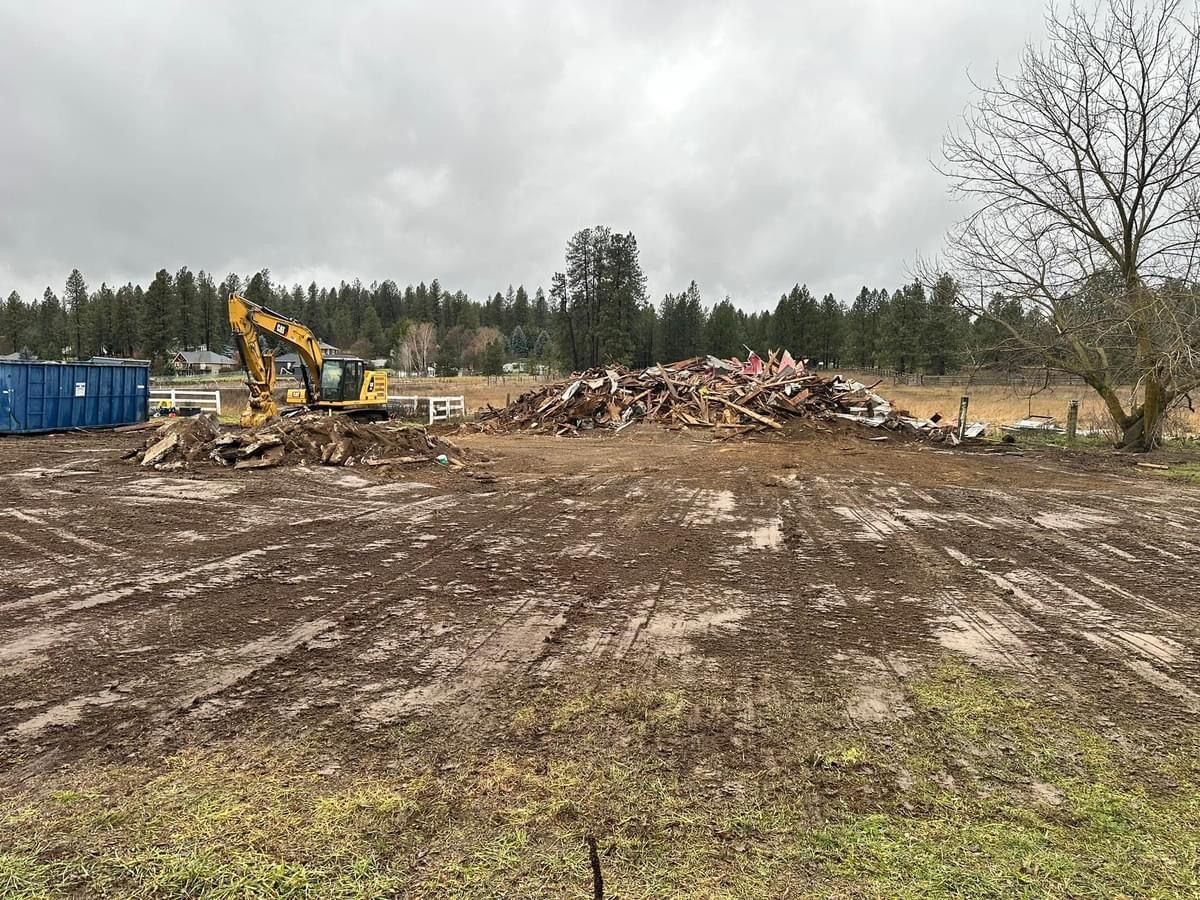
[0,360,150,434]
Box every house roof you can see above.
[277,343,340,367]
[173,346,234,365]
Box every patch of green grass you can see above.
[4,668,1199,898]
[1002,430,1115,450]
[812,744,868,770]
[1155,461,1200,485]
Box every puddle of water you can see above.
[123,477,243,501]
[934,608,1031,670]
[738,518,783,550]
[1033,511,1120,531]
[683,489,737,525]
[11,688,125,736]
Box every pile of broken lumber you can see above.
[475,352,958,438]
[130,414,468,470]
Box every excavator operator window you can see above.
[342,360,364,401]
[320,360,344,399]
[320,359,364,402]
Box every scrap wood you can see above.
[115,419,168,433]
[471,352,968,442]
[708,396,782,430]
[128,413,471,472]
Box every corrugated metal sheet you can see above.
[0,360,150,434]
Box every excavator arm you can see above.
[228,293,326,427]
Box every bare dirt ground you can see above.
[2,424,1195,767]
[2,423,1199,896]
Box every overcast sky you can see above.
[0,1,1047,310]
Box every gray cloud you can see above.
[0,0,1045,309]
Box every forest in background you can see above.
[0,225,1029,375]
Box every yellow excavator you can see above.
[228,293,389,427]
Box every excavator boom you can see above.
[228,293,388,427]
[228,293,326,427]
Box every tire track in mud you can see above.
[824,476,1200,714]
[0,477,506,757]
[141,474,593,739]
[7,432,1200,771]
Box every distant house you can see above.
[170,346,236,374]
[276,342,342,376]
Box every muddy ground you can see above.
[1,422,1195,780]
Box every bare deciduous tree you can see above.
[938,0,1200,449]
[402,321,437,375]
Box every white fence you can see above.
[388,395,465,425]
[148,388,222,414]
[429,396,466,424]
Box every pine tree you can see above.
[113,284,138,357]
[244,269,274,309]
[37,287,68,359]
[814,294,844,367]
[93,283,116,356]
[559,226,648,367]
[2,291,27,354]
[705,298,745,359]
[659,281,706,360]
[503,285,516,332]
[513,285,531,328]
[196,271,220,352]
[922,274,967,375]
[482,335,505,375]
[64,268,88,358]
[508,324,529,356]
[532,287,549,331]
[359,305,385,356]
[532,329,552,360]
[218,273,242,303]
[331,306,354,349]
[845,287,881,367]
[141,269,176,365]
[175,266,200,350]
[881,283,928,373]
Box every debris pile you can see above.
[476,352,970,441]
[130,414,469,470]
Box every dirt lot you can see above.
[2,423,1199,897]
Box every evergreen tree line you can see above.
[549,226,978,373]
[0,268,557,373]
[3,231,1020,376]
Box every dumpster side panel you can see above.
[0,361,150,434]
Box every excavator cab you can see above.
[320,358,364,403]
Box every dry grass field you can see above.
[834,372,1200,439]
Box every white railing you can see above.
[429,396,465,424]
[148,388,222,414]
[388,394,465,425]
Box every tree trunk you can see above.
[1116,281,1167,452]
[1113,374,1167,452]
